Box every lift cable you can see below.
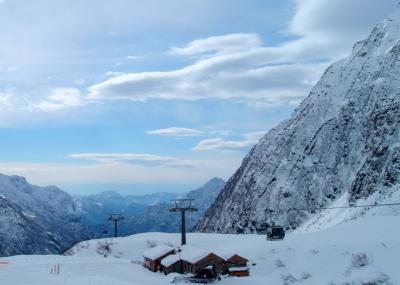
[266,201,400,213]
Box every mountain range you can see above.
[75,177,225,237]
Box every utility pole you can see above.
[170,199,197,245]
[107,213,125,237]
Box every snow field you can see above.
[1,215,399,284]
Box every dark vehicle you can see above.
[266,226,285,241]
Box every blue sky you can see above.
[0,0,397,195]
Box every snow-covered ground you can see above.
[1,215,399,284]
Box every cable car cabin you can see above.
[266,226,285,241]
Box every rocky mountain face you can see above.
[0,174,89,256]
[125,178,225,235]
[195,8,400,233]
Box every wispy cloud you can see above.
[87,0,396,107]
[69,152,197,167]
[87,37,326,105]
[147,127,203,137]
[193,131,266,151]
[33,88,86,112]
[169,33,262,56]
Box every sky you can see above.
[0,0,397,195]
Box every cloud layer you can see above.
[147,127,203,137]
[69,152,196,167]
[87,34,327,105]
[193,131,266,151]
[86,0,397,107]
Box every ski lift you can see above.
[266,225,285,241]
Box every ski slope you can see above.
[0,215,399,284]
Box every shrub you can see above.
[275,258,285,268]
[96,240,113,257]
[351,253,370,268]
[281,273,298,284]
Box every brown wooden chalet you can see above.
[143,244,249,277]
[142,245,175,272]
[225,254,249,277]
[226,254,248,266]
[181,251,226,275]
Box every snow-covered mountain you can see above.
[75,178,225,237]
[74,191,150,236]
[125,178,225,235]
[196,7,400,233]
[0,174,89,257]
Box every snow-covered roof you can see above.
[179,245,213,264]
[161,254,179,267]
[228,266,249,272]
[142,245,174,260]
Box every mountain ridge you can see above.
[0,174,89,257]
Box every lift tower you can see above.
[108,213,125,237]
[170,199,197,245]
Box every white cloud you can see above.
[69,152,197,168]
[87,0,397,107]
[169,33,262,56]
[193,131,266,151]
[0,92,15,111]
[0,156,242,186]
[34,88,85,112]
[147,127,203,137]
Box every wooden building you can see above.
[226,254,248,267]
[143,244,249,277]
[179,246,226,275]
[142,245,175,272]
[225,254,249,276]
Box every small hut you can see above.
[226,254,248,267]
[142,245,175,272]
[223,254,249,276]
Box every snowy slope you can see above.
[0,215,399,284]
[196,6,400,233]
[0,174,89,257]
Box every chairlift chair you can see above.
[266,225,285,241]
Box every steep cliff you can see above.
[196,7,400,233]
